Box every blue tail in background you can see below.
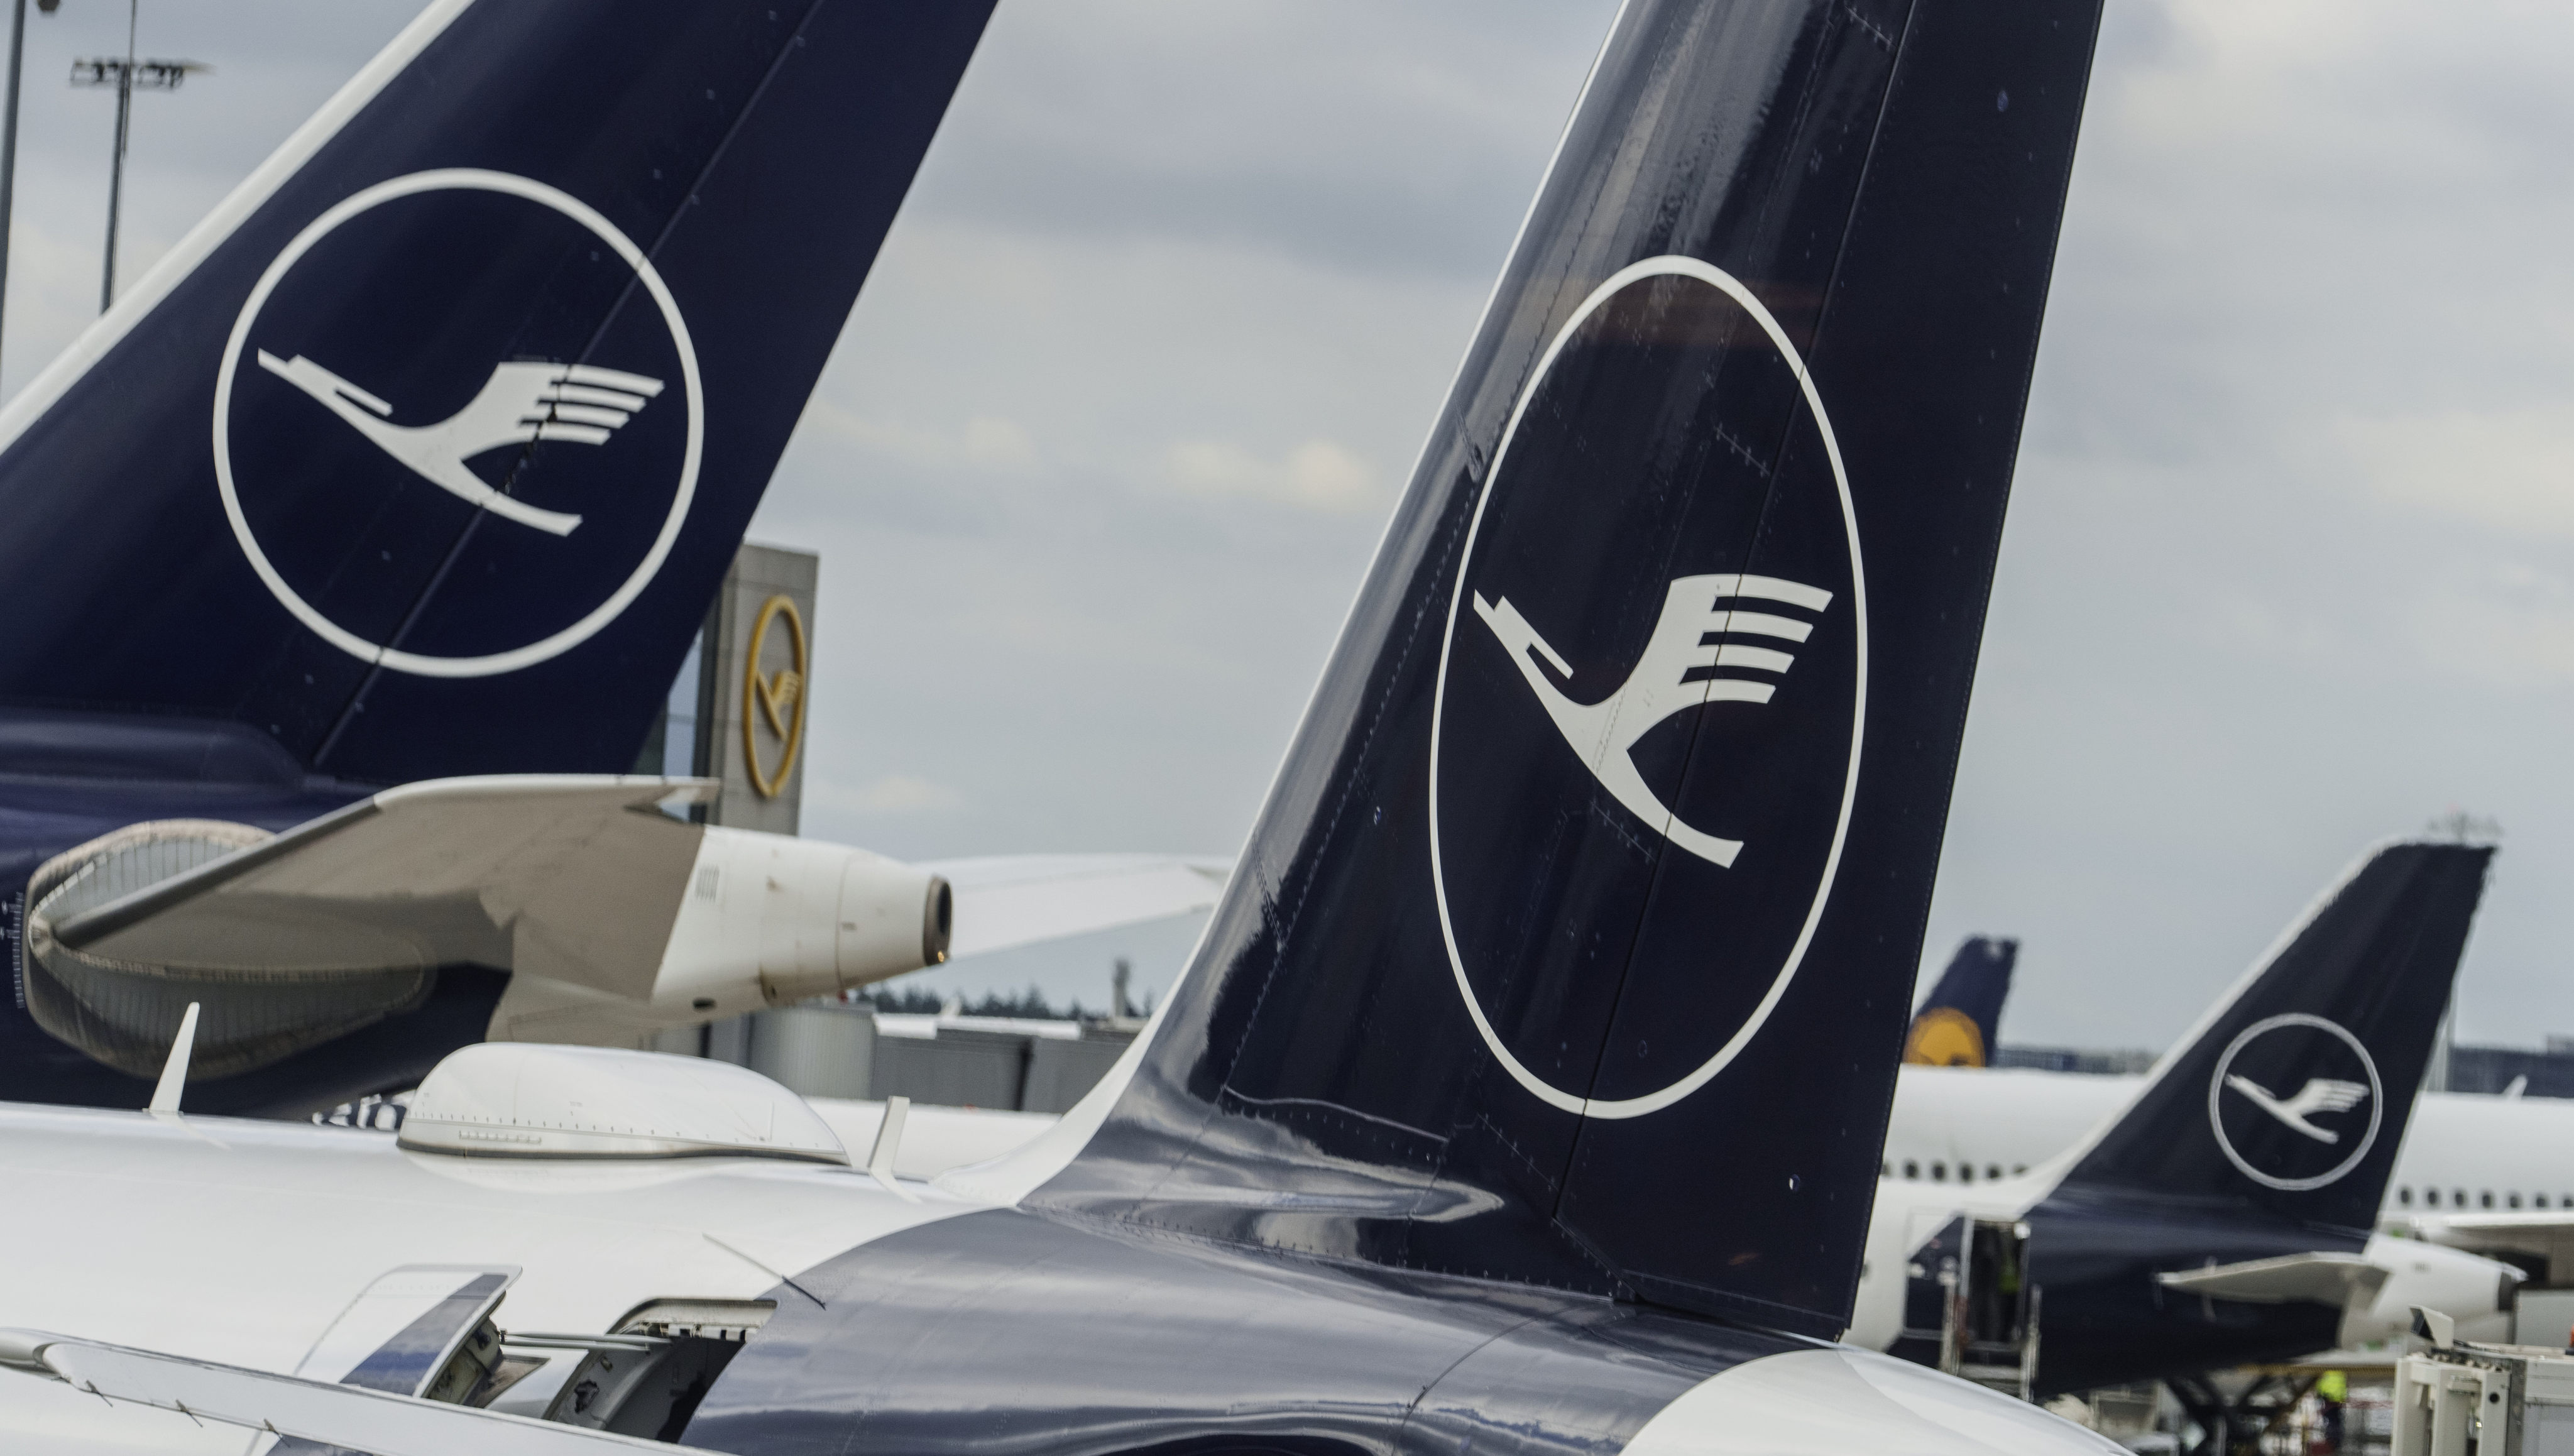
[0,0,994,786]
[2024,839,2494,1392]
[0,0,996,1116]
[1903,936,2018,1067]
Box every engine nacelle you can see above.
[647,827,951,1015]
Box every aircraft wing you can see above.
[924,853,1229,960]
[0,1328,708,1455]
[2401,1212,2574,1275]
[47,775,716,994]
[2153,1252,2390,1308]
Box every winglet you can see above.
[148,1002,200,1114]
[867,1096,917,1201]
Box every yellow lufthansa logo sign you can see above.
[742,594,807,799]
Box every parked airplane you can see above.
[1851,840,2512,1394]
[0,0,1224,1118]
[0,0,2123,1451]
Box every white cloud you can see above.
[2341,409,2574,539]
[2401,562,2574,689]
[1161,437,1381,512]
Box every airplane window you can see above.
[2012,1165,2027,1176]
[2539,1195,2551,1209]
[1931,1162,1948,1181]
[1881,1163,1892,1177]
[1986,1165,2002,1181]
[2456,1190,2468,1207]
[2511,1193,2524,1209]
[2398,1188,2412,1206]
[1903,1161,1920,1180]
[1959,1164,1974,1184]
[2482,1191,2494,1209]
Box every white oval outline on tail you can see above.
[2206,1012,2384,1191]
[1427,255,1868,1121]
[212,168,706,679]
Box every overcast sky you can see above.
[19,0,2574,1044]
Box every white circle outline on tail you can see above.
[2206,1012,2384,1191]
[1426,255,1869,1121]
[212,168,705,679]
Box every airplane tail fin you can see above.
[2047,840,2493,1232]
[0,0,994,784]
[1021,0,2106,1337]
[1903,936,2018,1067]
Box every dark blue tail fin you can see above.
[1904,937,2018,1066]
[1029,0,2105,1338]
[2047,840,2492,1232]
[0,0,992,784]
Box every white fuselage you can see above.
[0,1102,970,1454]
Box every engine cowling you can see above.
[646,826,951,1013]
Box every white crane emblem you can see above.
[1473,572,1832,868]
[2223,1075,2371,1144]
[256,350,664,537]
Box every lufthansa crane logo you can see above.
[213,168,704,679]
[742,594,808,800]
[1475,572,1834,868]
[1428,256,1866,1121]
[2207,1013,2384,1190]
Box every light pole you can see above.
[70,0,200,312]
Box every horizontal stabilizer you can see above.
[925,855,1229,960]
[2154,1252,2389,1308]
[26,774,1229,1073]
[0,1328,708,1455]
[48,775,716,983]
[2403,1212,2574,1278]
